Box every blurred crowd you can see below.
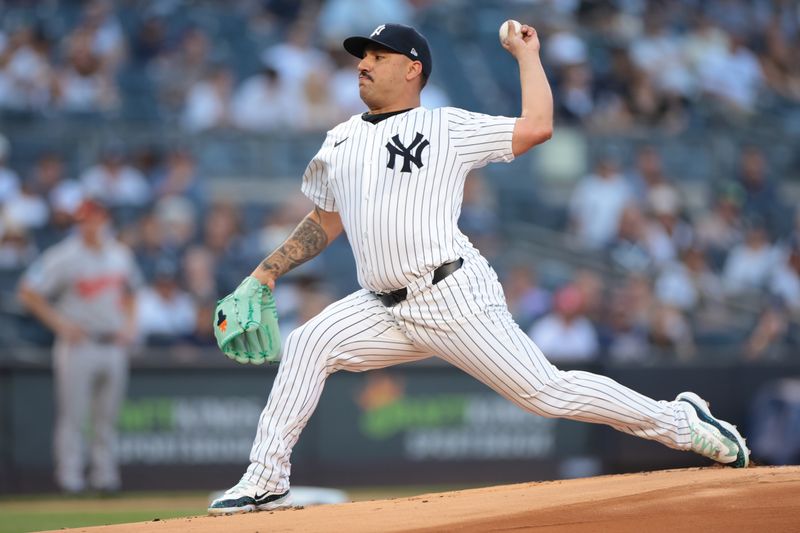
[0,131,340,354]
[539,0,800,130]
[0,0,798,130]
[0,0,798,363]
[490,143,800,363]
[0,0,448,129]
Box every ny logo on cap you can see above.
[386,132,429,173]
[371,24,386,37]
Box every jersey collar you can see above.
[361,107,415,124]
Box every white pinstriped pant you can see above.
[244,251,692,492]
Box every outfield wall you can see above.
[1,354,797,493]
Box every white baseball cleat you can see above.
[676,391,750,468]
[208,479,291,515]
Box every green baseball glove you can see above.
[213,277,281,364]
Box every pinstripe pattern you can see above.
[242,106,693,492]
[302,107,515,293]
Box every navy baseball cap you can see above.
[344,23,432,78]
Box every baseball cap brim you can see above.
[343,36,405,60]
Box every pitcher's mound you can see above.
[50,466,800,532]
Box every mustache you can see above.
[359,70,373,81]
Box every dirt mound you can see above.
[46,466,800,533]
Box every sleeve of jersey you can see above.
[300,140,338,212]
[446,107,516,169]
[21,247,65,298]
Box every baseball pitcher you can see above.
[209,22,749,514]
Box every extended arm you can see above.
[251,206,344,288]
[502,22,554,156]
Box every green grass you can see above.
[0,493,207,533]
[0,509,199,533]
[0,485,484,532]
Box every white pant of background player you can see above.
[53,338,127,492]
[242,249,699,494]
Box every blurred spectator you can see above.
[153,195,197,251]
[546,31,587,70]
[136,258,197,346]
[232,62,294,132]
[698,34,764,115]
[528,285,598,363]
[741,238,800,358]
[129,212,174,282]
[649,301,695,360]
[760,10,800,103]
[592,46,639,130]
[0,134,21,204]
[152,148,206,207]
[298,70,345,131]
[569,157,632,250]
[260,21,332,93]
[645,184,693,266]
[602,284,650,363]
[683,13,730,77]
[618,274,655,336]
[30,152,84,221]
[737,146,789,239]
[694,182,745,269]
[130,15,167,66]
[555,64,594,124]
[182,65,234,132]
[0,224,37,270]
[722,217,778,296]
[78,0,127,72]
[53,29,119,112]
[203,202,253,295]
[573,269,604,323]
[608,204,654,273]
[150,27,210,114]
[745,299,790,361]
[749,379,800,465]
[182,245,218,303]
[655,246,728,332]
[0,25,53,111]
[1,179,49,230]
[502,263,550,332]
[317,0,414,44]
[80,146,151,207]
[627,145,668,206]
[770,240,800,315]
[628,61,689,131]
[629,11,693,99]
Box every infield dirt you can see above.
[42,466,800,532]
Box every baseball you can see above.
[498,19,522,43]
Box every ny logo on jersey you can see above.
[386,132,429,172]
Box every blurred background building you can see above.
[1,0,799,493]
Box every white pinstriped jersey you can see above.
[239,109,716,497]
[301,106,517,293]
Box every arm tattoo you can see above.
[259,208,328,279]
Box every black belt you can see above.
[374,258,464,307]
